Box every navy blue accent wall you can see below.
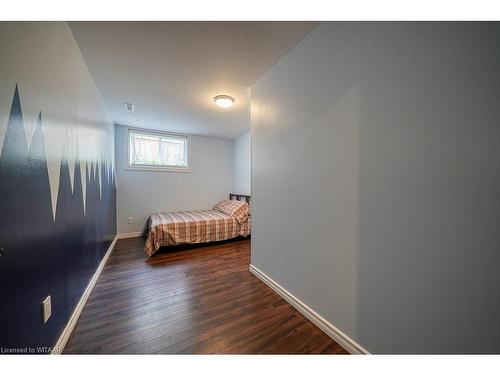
[0,86,116,352]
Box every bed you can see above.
[144,194,251,257]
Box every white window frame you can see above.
[125,127,191,172]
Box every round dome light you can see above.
[214,95,235,108]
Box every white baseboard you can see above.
[52,235,118,354]
[249,264,369,354]
[117,231,143,239]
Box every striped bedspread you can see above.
[145,210,251,257]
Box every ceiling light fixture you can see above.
[125,102,135,112]
[214,95,235,108]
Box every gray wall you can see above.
[232,131,251,195]
[115,124,232,233]
[251,22,500,353]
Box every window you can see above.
[127,128,190,172]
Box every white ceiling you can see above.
[69,22,317,139]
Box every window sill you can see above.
[125,166,192,173]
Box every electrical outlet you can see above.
[42,295,51,324]
[128,216,135,224]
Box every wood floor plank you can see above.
[63,237,348,354]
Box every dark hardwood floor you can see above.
[64,238,348,354]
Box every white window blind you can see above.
[128,129,189,170]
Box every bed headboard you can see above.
[229,193,251,204]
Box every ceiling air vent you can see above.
[125,102,135,112]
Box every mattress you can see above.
[144,209,251,257]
